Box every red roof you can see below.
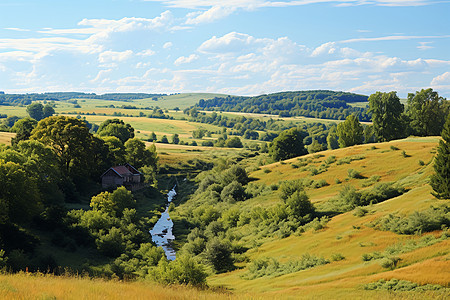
[112,166,132,176]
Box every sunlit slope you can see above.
[209,136,449,297]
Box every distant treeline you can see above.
[0,92,166,106]
[194,90,370,121]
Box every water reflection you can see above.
[150,186,177,260]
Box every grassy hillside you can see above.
[205,136,449,298]
[0,136,448,299]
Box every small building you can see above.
[101,163,143,190]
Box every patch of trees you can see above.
[175,165,318,274]
[194,90,370,121]
[325,183,406,213]
[369,89,449,141]
[0,92,166,106]
[0,115,160,274]
[371,205,449,235]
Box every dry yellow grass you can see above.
[1,136,448,299]
[207,137,449,297]
[0,132,15,146]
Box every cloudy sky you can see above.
[0,0,449,97]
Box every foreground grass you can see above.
[0,272,448,300]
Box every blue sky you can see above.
[0,0,449,97]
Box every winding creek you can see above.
[149,185,177,260]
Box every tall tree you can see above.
[26,103,44,121]
[368,91,405,141]
[407,88,449,136]
[30,116,94,174]
[10,117,38,146]
[269,127,307,161]
[43,104,55,119]
[98,119,134,143]
[326,126,339,150]
[336,114,363,148]
[430,113,450,199]
[124,138,158,170]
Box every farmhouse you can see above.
[101,163,143,190]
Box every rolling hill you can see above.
[0,137,448,299]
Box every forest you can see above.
[194,90,371,120]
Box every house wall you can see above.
[102,170,124,188]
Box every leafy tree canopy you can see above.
[30,116,95,174]
[269,127,307,161]
[369,91,405,142]
[98,119,135,143]
[336,114,363,148]
[407,88,449,136]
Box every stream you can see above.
[149,185,177,260]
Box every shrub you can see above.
[379,256,401,269]
[205,237,234,273]
[347,169,363,179]
[353,207,368,217]
[150,255,207,286]
[364,279,445,291]
[325,155,336,164]
[331,253,345,261]
[372,205,450,234]
[312,179,329,189]
[244,254,329,280]
[390,145,400,150]
[221,181,246,202]
[279,179,304,201]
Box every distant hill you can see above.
[194,90,371,121]
[0,92,166,106]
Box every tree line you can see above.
[194,90,370,121]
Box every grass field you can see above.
[205,136,449,297]
[0,132,14,145]
[0,136,448,299]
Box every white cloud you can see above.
[417,41,434,50]
[198,32,268,53]
[4,27,31,32]
[98,50,133,63]
[79,11,174,33]
[340,34,450,43]
[185,6,236,25]
[174,54,199,65]
[145,0,436,9]
[311,42,337,57]
[431,72,450,85]
[91,69,113,83]
[163,42,173,49]
[138,49,156,56]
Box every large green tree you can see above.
[124,138,158,170]
[0,160,41,223]
[368,91,405,142]
[326,126,339,150]
[30,116,94,174]
[407,88,449,136]
[26,103,44,121]
[269,128,307,161]
[430,113,450,199]
[10,117,38,146]
[336,114,363,148]
[98,119,134,143]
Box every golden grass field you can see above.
[0,132,14,145]
[205,137,449,299]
